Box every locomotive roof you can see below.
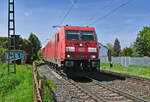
[62,26,95,31]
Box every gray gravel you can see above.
[39,65,95,102]
[106,79,150,101]
[38,65,150,102]
[89,72,150,101]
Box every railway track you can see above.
[125,76,150,86]
[92,70,150,101]
[78,77,149,102]
[47,66,102,102]
[46,65,149,102]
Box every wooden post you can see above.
[39,79,43,101]
[34,83,37,102]
[33,62,37,102]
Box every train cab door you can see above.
[55,33,60,64]
[54,35,57,63]
[57,33,59,58]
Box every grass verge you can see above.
[42,76,56,102]
[38,66,57,102]
[0,62,33,102]
[101,62,150,79]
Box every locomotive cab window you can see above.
[65,30,95,41]
[66,30,80,40]
[81,31,95,41]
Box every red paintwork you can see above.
[42,26,99,64]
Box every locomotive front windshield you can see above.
[66,30,95,41]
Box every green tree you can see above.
[0,35,42,63]
[0,37,8,49]
[113,38,121,57]
[28,33,41,61]
[0,47,5,62]
[38,49,42,60]
[121,47,133,56]
[106,43,114,56]
[129,43,139,57]
[0,37,8,62]
[134,27,150,57]
[20,39,33,63]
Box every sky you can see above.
[0,0,150,49]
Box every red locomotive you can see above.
[42,25,100,76]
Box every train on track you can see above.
[42,25,100,77]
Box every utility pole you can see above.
[8,0,16,74]
[99,43,113,68]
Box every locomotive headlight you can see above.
[88,47,97,52]
[90,55,96,59]
[66,47,75,52]
[67,54,71,58]
[79,43,83,47]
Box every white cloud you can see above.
[24,12,30,17]
[125,19,133,24]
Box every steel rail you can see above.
[45,62,149,102]
[67,78,105,102]
[87,77,149,102]
[47,65,104,102]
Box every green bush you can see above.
[0,63,33,101]
[0,47,5,61]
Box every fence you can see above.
[100,56,150,67]
[33,62,43,102]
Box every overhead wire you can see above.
[43,0,77,47]
[43,0,131,47]
[89,0,116,23]
[102,0,115,9]
[52,0,77,32]
[48,0,77,43]
[59,0,77,25]
[89,0,132,25]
